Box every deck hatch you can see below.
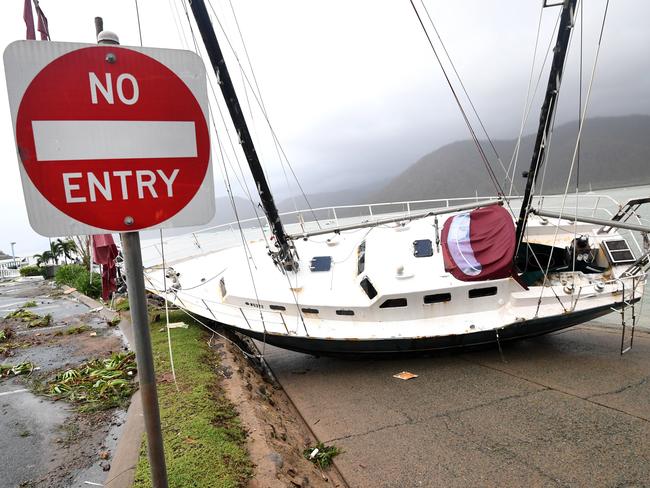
[468,286,497,298]
[380,298,408,308]
[413,239,433,257]
[310,256,332,272]
[424,292,451,304]
[602,240,635,265]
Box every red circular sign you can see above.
[15,46,210,231]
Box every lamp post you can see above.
[10,242,16,269]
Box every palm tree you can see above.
[49,241,63,265]
[34,250,54,266]
[56,238,77,264]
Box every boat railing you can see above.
[140,193,634,267]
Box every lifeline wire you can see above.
[160,232,179,392]
[535,0,611,316]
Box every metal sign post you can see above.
[121,231,168,488]
[4,37,214,488]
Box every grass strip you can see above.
[133,310,252,488]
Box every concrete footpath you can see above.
[260,324,650,487]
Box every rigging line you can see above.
[226,0,293,207]
[514,6,574,257]
[572,0,584,295]
[508,8,562,196]
[134,0,143,46]
[207,0,323,230]
[177,0,267,259]
[211,101,261,267]
[168,0,189,49]
[178,1,268,346]
[178,307,259,359]
[181,0,275,238]
[506,3,546,195]
[159,229,179,392]
[176,0,270,244]
[408,0,505,198]
[535,0,611,316]
[225,1,301,219]
[419,0,510,187]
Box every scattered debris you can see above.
[55,324,92,336]
[167,321,189,329]
[303,442,342,469]
[42,351,137,412]
[0,361,36,378]
[88,306,104,313]
[393,371,418,380]
[0,327,13,343]
[107,316,121,327]
[5,309,52,328]
[63,288,77,294]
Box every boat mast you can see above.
[514,0,578,248]
[189,0,298,271]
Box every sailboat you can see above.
[143,0,649,356]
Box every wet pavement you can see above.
[259,320,650,487]
[0,277,127,488]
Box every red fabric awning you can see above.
[441,206,516,282]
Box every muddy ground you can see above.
[215,336,346,488]
[0,278,128,488]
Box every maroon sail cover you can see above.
[92,234,118,301]
[441,205,515,281]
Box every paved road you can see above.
[0,278,124,487]
[260,323,650,487]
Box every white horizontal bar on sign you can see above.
[31,120,197,161]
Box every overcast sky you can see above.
[1,0,649,255]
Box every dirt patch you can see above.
[215,338,345,488]
[25,409,121,488]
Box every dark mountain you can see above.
[371,115,650,202]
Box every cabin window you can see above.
[270,304,286,311]
[360,276,378,299]
[336,309,355,316]
[413,239,433,257]
[301,307,319,314]
[424,293,451,304]
[380,298,408,308]
[357,241,366,275]
[469,287,498,298]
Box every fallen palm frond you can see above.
[45,351,137,412]
[0,327,13,343]
[303,442,342,469]
[54,324,92,336]
[22,301,37,308]
[5,309,53,328]
[0,361,35,378]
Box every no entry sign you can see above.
[3,41,214,235]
